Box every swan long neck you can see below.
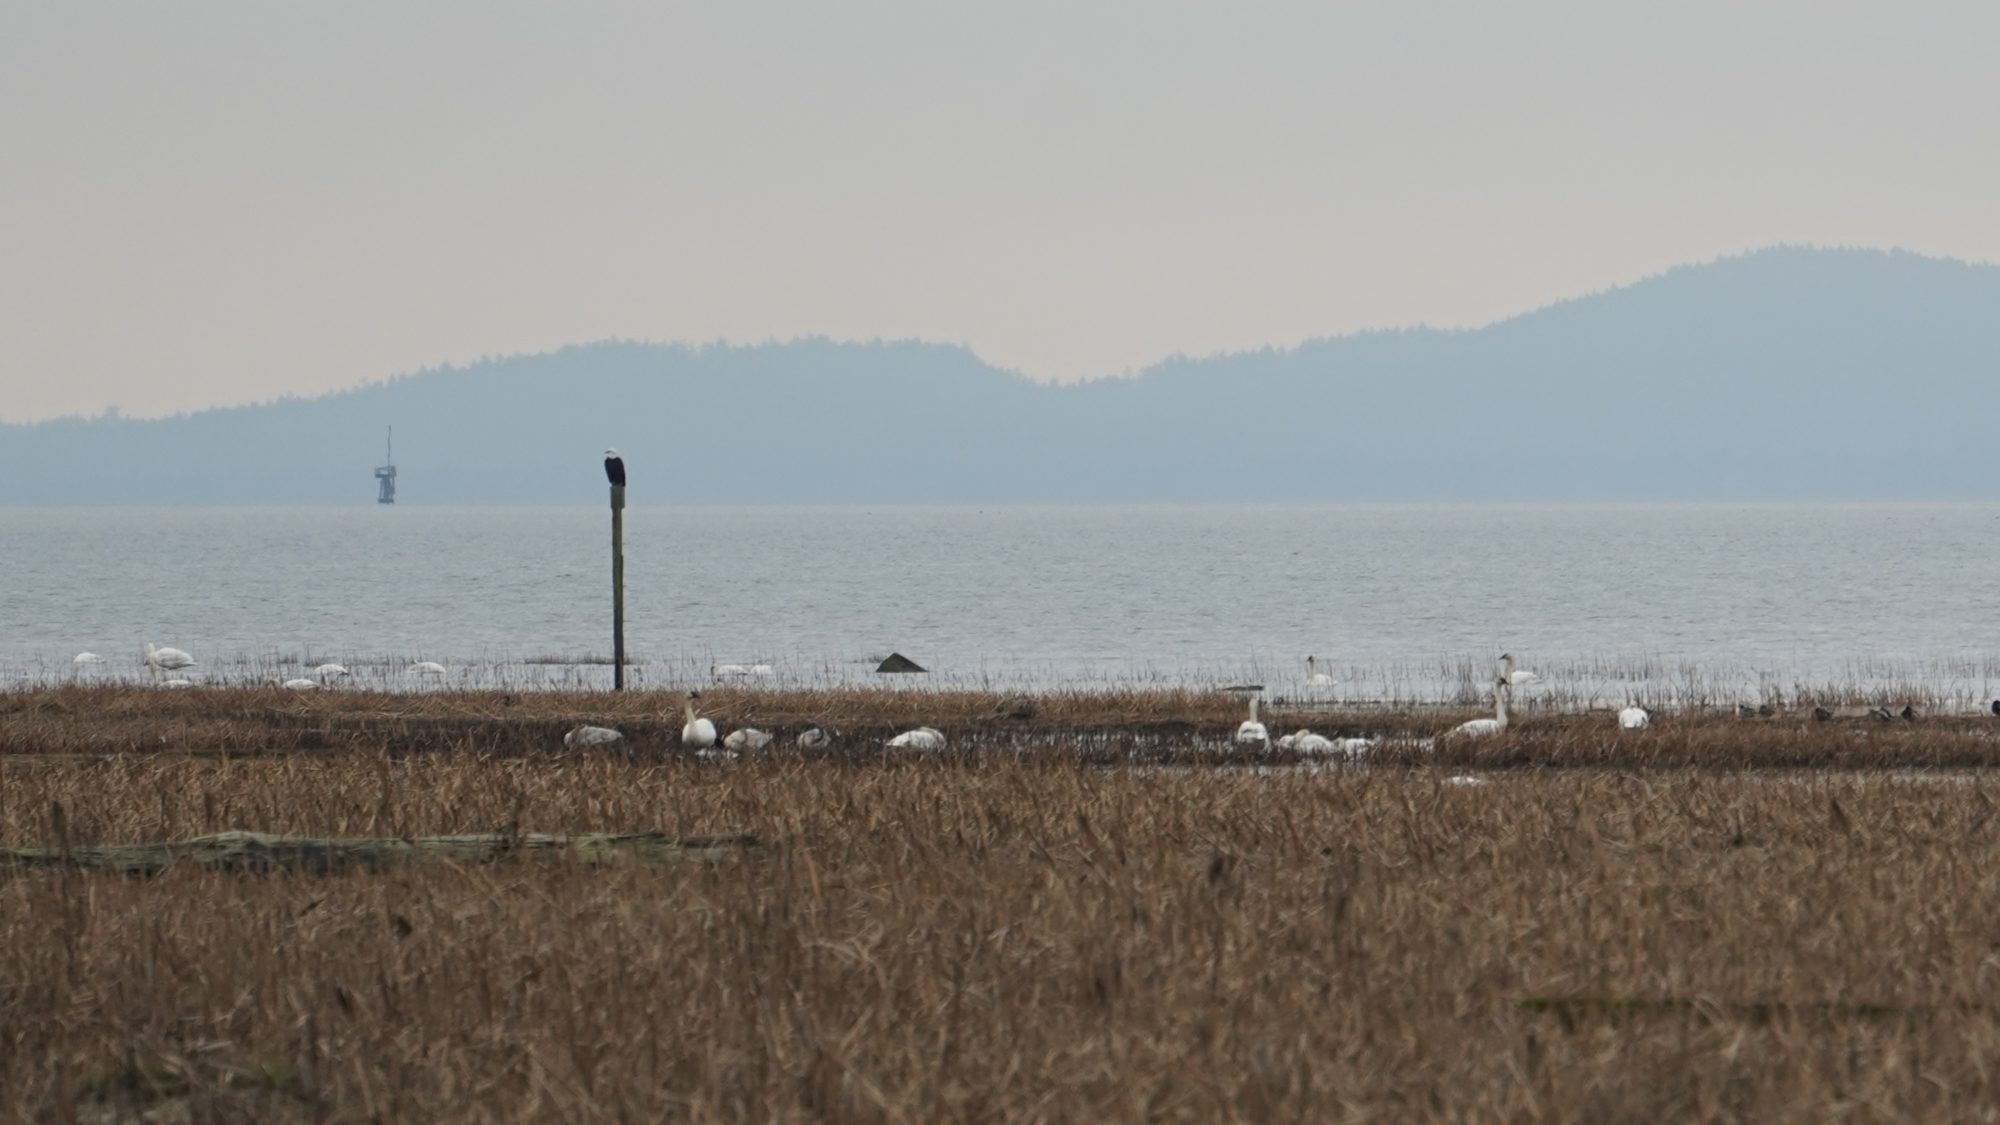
[683,697,698,724]
[1495,681,1511,726]
[1248,697,1260,724]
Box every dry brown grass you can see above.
[7,750,2000,1120]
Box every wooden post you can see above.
[611,483,626,690]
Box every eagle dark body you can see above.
[604,453,627,487]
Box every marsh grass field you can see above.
[9,687,2000,1120]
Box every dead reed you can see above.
[6,755,2000,1120]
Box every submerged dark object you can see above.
[876,652,927,674]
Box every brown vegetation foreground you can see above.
[6,755,2000,1120]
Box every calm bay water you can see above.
[3,504,1997,705]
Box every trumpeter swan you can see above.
[888,727,946,750]
[72,652,105,665]
[407,661,446,676]
[680,692,718,749]
[1286,730,1376,759]
[1618,703,1651,730]
[159,679,194,689]
[1305,656,1334,688]
[797,727,837,750]
[711,663,775,679]
[724,727,774,752]
[1498,653,1538,687]
[313,663,350,681]
[565,725,625,747]
[1290,729,1334,754]
[1234,697,1269,749]
[144,644,195,676]
[1445,681,1511,740]
[282,678,319,690]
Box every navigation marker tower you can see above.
[375,426,397,504]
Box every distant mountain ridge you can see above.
[4,246,1996,503]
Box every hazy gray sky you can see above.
[3,1,1995,421]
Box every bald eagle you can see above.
[603,449,626,487]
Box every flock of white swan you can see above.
[86,646,1676,760]
[561,691,881,758]
[1230,652,1652,760]
[76,646,451,689]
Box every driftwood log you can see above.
[0,829,763,877]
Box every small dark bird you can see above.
[1812,706,1834,722]
[1992,700,1999,718]
[1900,704,1919,722]
[1868,707,1895,722]
[603,448,627,488]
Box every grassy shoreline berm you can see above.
[4,685,2000,769]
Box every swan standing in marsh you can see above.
[73,652,106,666]
[565,725,625,748]
[797,727,837,750]
[887,727,946,750]
[1445,680,1511,740]
[680,691,718,750]
[1305,656,1334,689]
[1234,696,1269,749]
[144,643,195,678]
[313,663,351,683]
[1618,702,1651,730]
[1499,653,1538,687]
[406,661,447,677]
[282,678,319,690]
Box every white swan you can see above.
[680,691,717,749]
[406,661,446,676]
[159,679,194,689]
[711,663,775,679]
[144,643,196,676]
[1290,729,1333,754]
[1234,696,1269,749]
[1286,729,1375,759]
[724,727,774,752]
[282,678,319,690]
[565,725,625,747]
[887,727,946,750]
[797,727,837,750]
[1498,653,1539,686]
[1305,656,1334,688]
[1445,681,1511,740]
[1618,702,1651,730]
[313,663,351,681]
[72,652,105,665]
